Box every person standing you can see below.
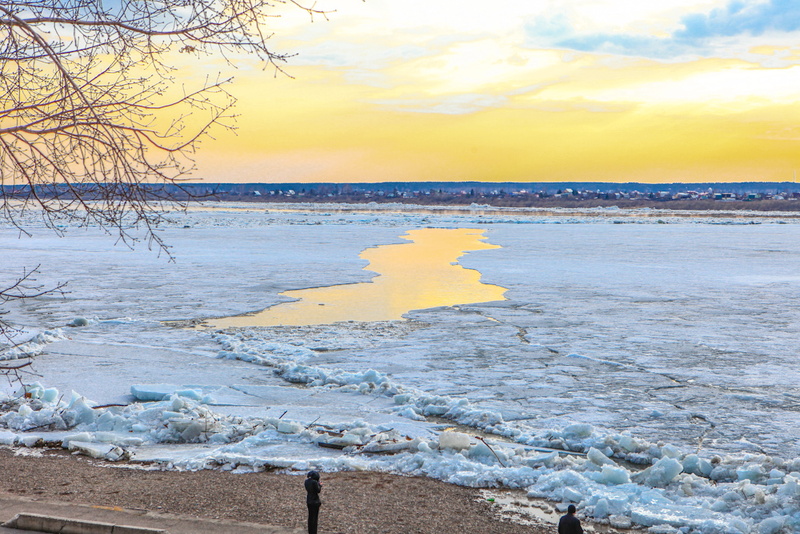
[558,504,583,534]
[305,470,322,534]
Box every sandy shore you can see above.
[0,448,556,533]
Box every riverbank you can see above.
[0,448,548,534]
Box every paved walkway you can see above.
[0,495,304,534]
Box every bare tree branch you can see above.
[1,0,332,252]
[0,0,335,384]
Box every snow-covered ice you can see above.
[3,203,800,533]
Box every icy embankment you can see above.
[0,332,798,533]
[0,382,796,533]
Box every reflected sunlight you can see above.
[205,228,507,327]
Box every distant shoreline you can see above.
[155,180,800,211]
[9,181,800,212]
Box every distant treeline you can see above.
[171,181,800,196]
[6,182,800,211]
[174,181,800,211]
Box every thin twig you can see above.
[475,436,505,467]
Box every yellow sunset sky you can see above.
[188,0,800,183]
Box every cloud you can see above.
[287,38,431,70]
[525,13,573,40]
[526,0,800,58]
[676,0,800,39]
[371,94,508,115]
[555,33,698,58]
[529,59,800,112]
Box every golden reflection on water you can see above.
[206,228,507,328]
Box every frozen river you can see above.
[4,203,800,532]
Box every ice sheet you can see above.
[4,203,800,532]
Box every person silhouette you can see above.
[558,504,583,534]
[305,470,322,534]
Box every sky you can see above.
[189,0,800,183]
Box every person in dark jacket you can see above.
[305,470,322,534]
[558,504,583,534]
